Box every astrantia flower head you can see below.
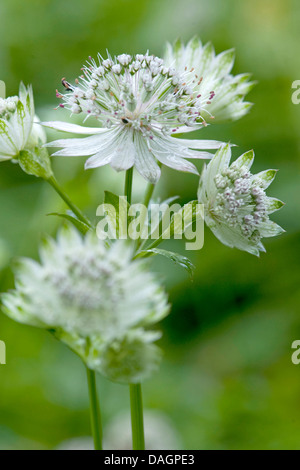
[198,145,285,256]
[43,52,227,183]
[164,37,255,123]
[0,83,46,159]
[0,83,52,178]
[1,227,169,382]
[57,328,162,384]
[2,226,169,336]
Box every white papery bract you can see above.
[164,37,255,123]
[57,328,162,384]
[42,52,228,183]
[0,83,46,161]
[198,145,284,256]
[1,227,169,383]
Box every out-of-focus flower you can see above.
[198,144,284,255]
[1,226,170,383]
[56,410,182,450]
[104,410,183,450]
[56,437,94,451]
[56,327,162,383]
[42,52,227,183]
[0,83,52,179]
[164,37,255,123]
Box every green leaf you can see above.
[164,200,204,238]
[48,211,91,235]
[103,190,130,238]
[136,248,195,276]
[18,147,53,179]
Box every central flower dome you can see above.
[60,52,215,137]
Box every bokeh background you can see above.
[0,0,299,450]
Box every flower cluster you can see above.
[198,145,284,255]
[0,83,46,161]
[1,227,170,383]
[43,51,228,183]
[0,83,52,179]
[61,52,213,131]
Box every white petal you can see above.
[174,138,229,150]
[259,221,285,238]
[252,169,278,189]
[205,216,262,256]
[134,135,161,183]
[0,155,12,162]
[7,100,28,151]
[84,152,114,169]
[0,120,18,156]
[48,134,112,156]
[153,149,199,175]
[233,150,254,169]
[171,125,203,134]
[41,121,109,135]
[110,133,136,171]
[205,144,231,184]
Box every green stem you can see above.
[136,182,156,250]
[86,367,103,450]
[125,169,145,449]
[124,168,133,205]
[143,182,156,209]
[130,383,145,450]
[47,175,92,228]
[144,235,164,251]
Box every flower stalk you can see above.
[47,175,92,228]
[124,168,146,450]
[86,367,103,450]
[124,168,133,205]
[130,383,145,450]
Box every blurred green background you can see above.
[0,0,299,450]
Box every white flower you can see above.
[198,144,285,256]
[1,227,170,382]
[2,226,169,336]
[0,83,46,161]
[56,328,162,383]
[42,52,227,183]
[164,37,255,123]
